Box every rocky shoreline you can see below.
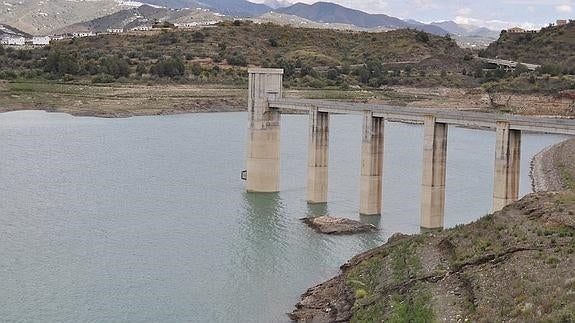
[301,216,377,235]
[290,139,575,322]
[531,139,575,192]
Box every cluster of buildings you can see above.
[0,20,220,47]
[0,35,51,46]
[507,19,571,33]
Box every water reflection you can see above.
[239,192,288,271]
[306,203,329,218]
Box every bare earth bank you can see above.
[1,82,574,118]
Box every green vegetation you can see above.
[0,21,573,94]
[0,21,478,89]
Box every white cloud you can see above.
[454,15,541,30]
[556,4,572,12]
[456,7,472,15]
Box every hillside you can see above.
[53,5,224,34]
[0,0,137,35]
[276,2,449,36]
[0,21,475,89]
[291,139,575,321]
[255,12,392,32]
[0,24,30,38]
[484,21,575,70]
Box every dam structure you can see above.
[245,68,575,229]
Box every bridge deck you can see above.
[478,58,540,71]
[269,98,575,135]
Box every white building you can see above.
[174,21,219,28]
[72,32,95,38]
[130,26,151,31]
[106,28,124,34]
[32,36,51,45]
[0,36,25,45]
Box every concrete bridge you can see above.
[245,68,574,229]
[479,57,540,71]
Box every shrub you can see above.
[44,51,79,76]
[151,57,185,77]
[268,38,279,47]
[227,52,247,66]
[99,56,129,79]
[92,73,115,83]
[415,31,430,43]
[192,31,205,43]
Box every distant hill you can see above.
[0,0,137,35]
[276,2,449,35]
[261,0,291,9]
[256,12,392,32]
[48,21,464,67]
[54,5,224,34]
[484,21,575,68]
[431,21,499,38]
[0,24,31,38]
[140,0,272,16]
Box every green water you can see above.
[0,111,567,322]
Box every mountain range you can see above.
[0,0,498,40]
[430,21,499,38]
[276,2,448,35]
[53,5,223,34]
[0,0,138,35]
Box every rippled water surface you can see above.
[0,111,567,322]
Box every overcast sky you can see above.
[251,0,574,30]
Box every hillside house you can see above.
[72,32,95,38]
[0,36,25,45]
[556,19,567,26]
[106,28,124,34]
[32,36,51,45]
[507,27,526,33]
[130,26,151,32]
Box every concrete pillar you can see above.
[307,107,330,203]
[493,121,521,211]
[246,68,283,193]
[421,115,448,229]
[359,112,385,216]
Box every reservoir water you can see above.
[0,111,567,322]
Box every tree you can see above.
[415,31,430,43]
[268,38,279,47]
[327,67,340,80]
[151,57,185,77]
[227,52,247,66]
[99,56,129,79]
[136,63,147,75]
[44,51,79,76]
